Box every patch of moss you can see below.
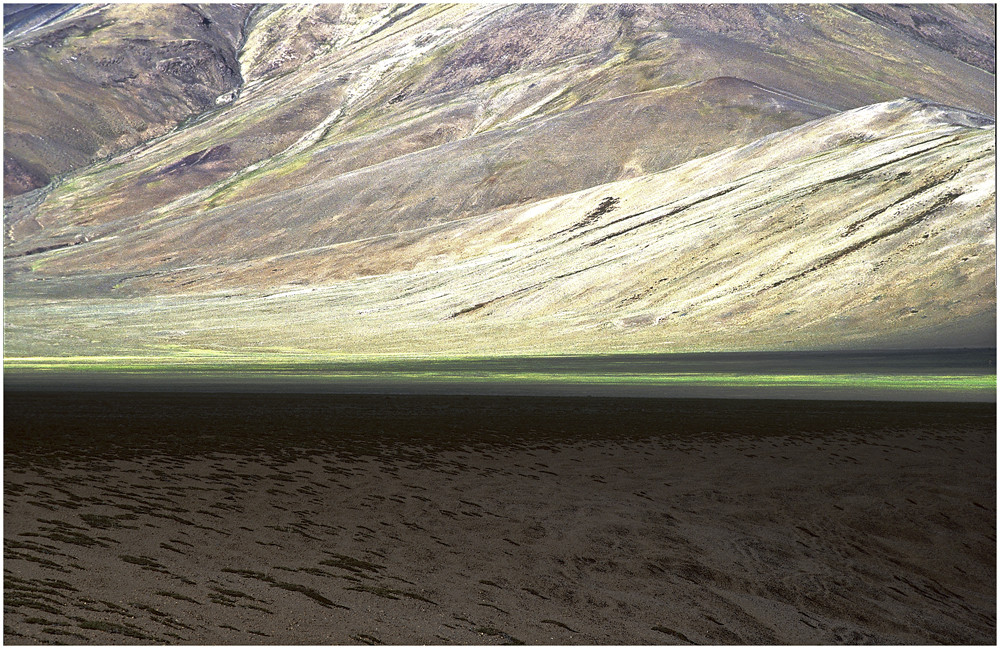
[155,590,199,604]
[76,618,154,640]
[319,553,386,574]
[79,513,137,529]
[349,584,437,605]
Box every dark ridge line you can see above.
[447,287,531,319]
[550,196,620,238]
[726,130,972,221]
[572,112,974,250]
[4,240,82,259]
[559,200,671,244]
[759,190,964,294]
[585,182,750,247]
[595,181,748,232]
[447,258,616,319]
[365,4,426,41]
[841,168,962,238]
[589,127,979,298]
[811,133,961,187]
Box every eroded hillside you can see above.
[3,3,996,357]
[3,3,253,195]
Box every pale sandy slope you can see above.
[4,99,994,357]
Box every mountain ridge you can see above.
[5,3,995,197]
[2,4,996,358]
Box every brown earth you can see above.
[3,393,995,644]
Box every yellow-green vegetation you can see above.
[5,354,994,399]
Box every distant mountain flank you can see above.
[845,3,996,74]
[3,4,996,357]
[4,3,994,197]
[3,3,251,195]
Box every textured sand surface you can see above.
[3,394,995,644]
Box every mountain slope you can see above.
[4,99,994,357]
[4,2,994,205]
[4,76,830,275]
[2,4,995,358]
[3,3,253,195]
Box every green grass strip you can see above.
[4,356,994,393]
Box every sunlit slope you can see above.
[3,76,829,291]
[4,99,994,357]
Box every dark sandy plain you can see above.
[3,387,995,645]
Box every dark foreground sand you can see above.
[4,393,995,644]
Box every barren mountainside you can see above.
[3,3,996,357]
